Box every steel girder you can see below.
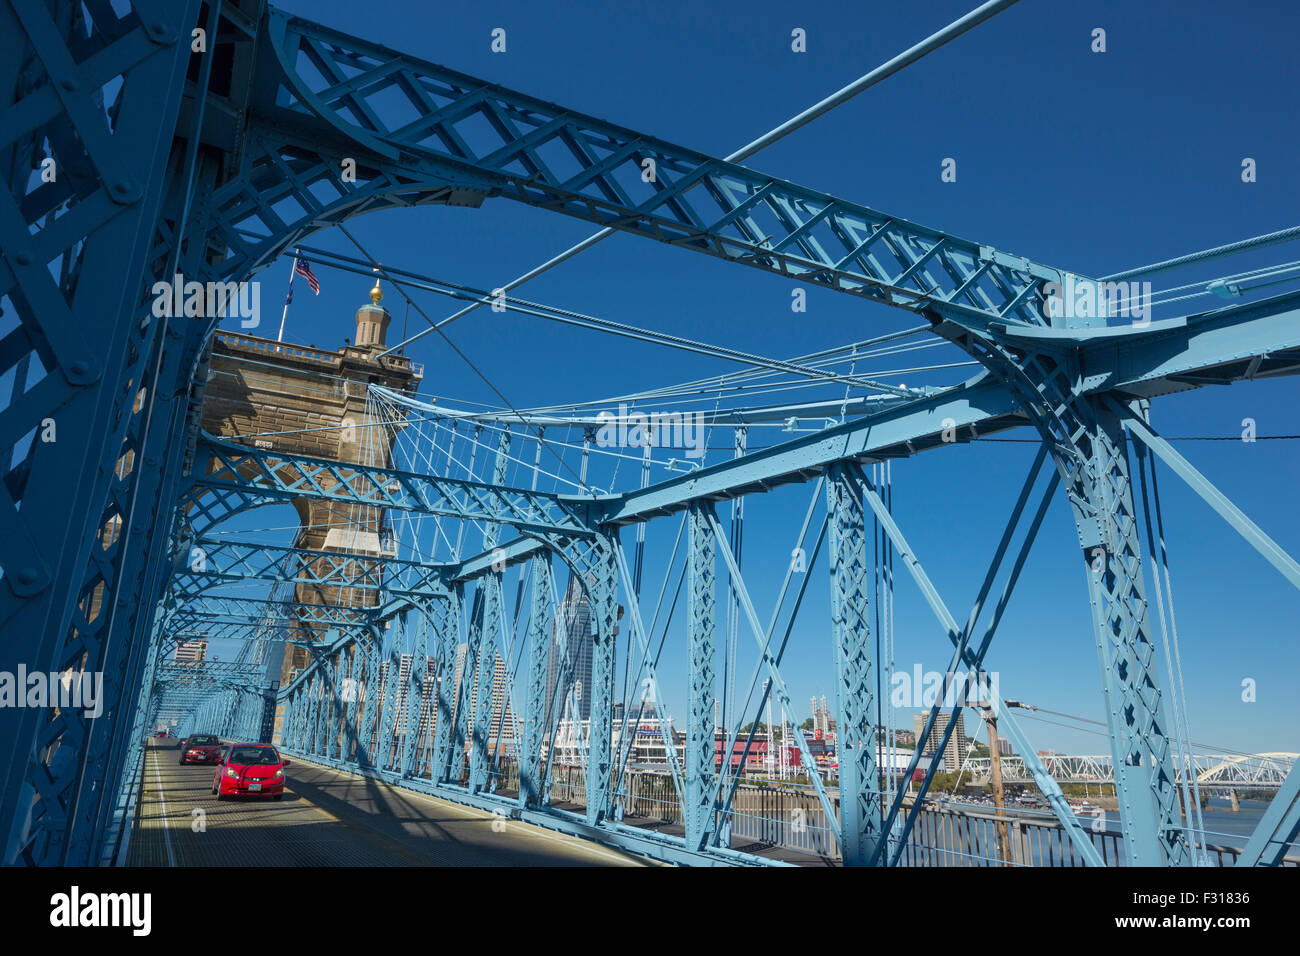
[519,553,552,808]
[49,0,253,868]
[579,534,620,826]
[685,503,718,849]
[826,462,883,865]
[1114,404,1300,863]
[0,0,206,867]
[198,8,1068,327]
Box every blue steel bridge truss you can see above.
[2,0,1300,867]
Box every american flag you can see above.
[293,255,320,295]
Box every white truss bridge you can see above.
[958,753,1298,789]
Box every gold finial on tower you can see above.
[369,266,383,305]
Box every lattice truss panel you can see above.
[0,0,204,866]
[191,9,1064,324]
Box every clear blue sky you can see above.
[218,0,1300,756]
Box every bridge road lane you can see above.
[128,740,652,866]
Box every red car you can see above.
[213,743,290,801]
[179,734,224,765]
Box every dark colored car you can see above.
[213,744,289,800]
[155,730,169,738]
[179,734,224,765]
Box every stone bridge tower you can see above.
[198,281,422,688]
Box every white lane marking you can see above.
[297,758,651,866]
[149,747,178,866]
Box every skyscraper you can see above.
[545,574,594,724]
[914,711,968,773]
[452,644,517,746]
[810,695,833,734]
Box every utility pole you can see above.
[977,704,1012,866]
[763,680,774,778]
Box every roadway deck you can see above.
[127,740,653,866]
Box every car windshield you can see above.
[188,736,218,745]
[228,747,279,765]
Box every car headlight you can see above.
[273,769,284,778]
[224,767,237,778]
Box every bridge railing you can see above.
[539,764,1298,866]
[298,717,1297,866]
[897,803,1300,867]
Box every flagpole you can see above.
[277,252,297,343]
